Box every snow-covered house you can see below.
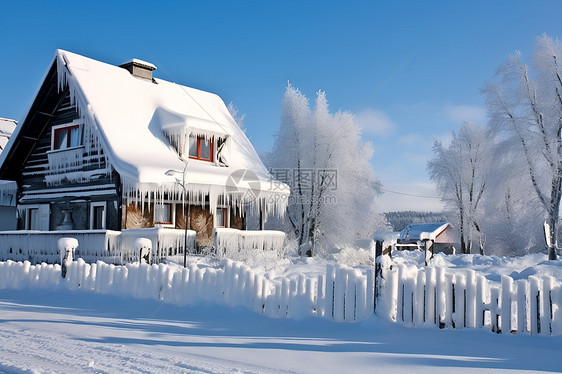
[396,222,457,254]
[0,50,289,252]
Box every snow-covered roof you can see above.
[1,50,288,216]
[399,222,450,242]
[0,118,16,153]
[373,231,400,242]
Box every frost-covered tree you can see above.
[266,85,384,256]
[227,102,246,131]
[481,140,544,256]
[427,122,492,254]
[483,34,562,260]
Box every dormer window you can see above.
[52,122,81,150]
[189,135,214,162]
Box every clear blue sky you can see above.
[2,1,562,211]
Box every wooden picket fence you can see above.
[1,256,560,334]
[385,264,562,335]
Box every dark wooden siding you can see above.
[17,89,119,230]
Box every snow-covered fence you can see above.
[381,264,562,335]
[0,259,373,322]
[121,228,196,264]
[213,228,286,255]
[0,229,196,265]
[0,230,121,264]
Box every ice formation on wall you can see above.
[214,228,286,253]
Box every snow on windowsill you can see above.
[46,145,85,155]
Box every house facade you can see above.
[0,50,289,247]
[397,222,458,254]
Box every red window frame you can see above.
[189,136,214,162]
[54,125,80,150]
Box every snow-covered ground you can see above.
[1,287,561,374]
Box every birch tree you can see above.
[481,139,544,256]
[427,122,492,254]
[484,34,562,260]
[267,85,383,256]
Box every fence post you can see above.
[134,237,152,265]
[58,237,78,279]
[552,282,562,335]
[424,267,436,326]
[465,270,477,328]
[396,265,405,323]
[435,267,446,328]
[454,273,466,329]
[344,270,356,321]
[326,265,336,319]
[542,276,554,336]
[414,270,425,326]
[476,275,487,328]
[316,274,325,317]
[501,275,513,334]
[444,273,454,328]
[367,268,375,314]
[490,287,500,333]
[516,279,528,334]
[334,266,347,321]
[374,254,391,315]
[529,276,541,335]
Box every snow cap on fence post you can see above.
[134,237,152,264]
[58,237,78,279]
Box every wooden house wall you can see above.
[124,202,245,247]
[17,90,119,230]
[435,226,456,244]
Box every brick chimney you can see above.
[119,59,156,81]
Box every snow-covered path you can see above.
[0,288,560,374]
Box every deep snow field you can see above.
[1,250,562,374]
[1,288,562,374]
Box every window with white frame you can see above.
[21,204,50,230]
[51,121,82,150]
[27,208,39,230]
[154,203,174,226]
[90,202,106,230]
[215,207,229,228]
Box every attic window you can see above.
[52,123,81,150]
[189,135,214,162]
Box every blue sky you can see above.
[2,1,562,212]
